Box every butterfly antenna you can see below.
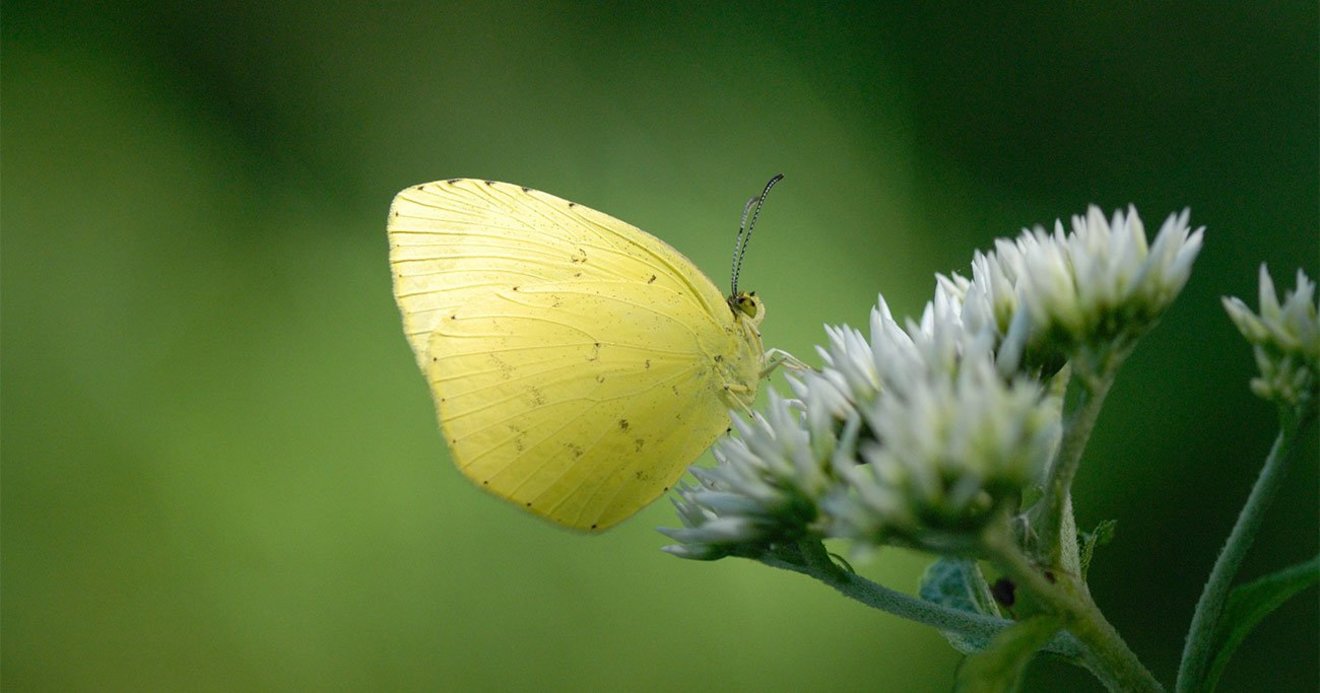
[730,195,759,296]
[729,173,784,296]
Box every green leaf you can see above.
[1202,555,1319,691]
[1078,518,1117,580]
[919,557,1001,653]
[955,615,1062,693]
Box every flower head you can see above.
[660,391,835,560]
[828,345,1059,553]
[1223,266,1319,409]
[953,206,1204,374]
[662,205,1200,560]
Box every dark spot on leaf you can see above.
[618,419,629,431]
[634,439,645,451]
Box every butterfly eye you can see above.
[731,293,759,319]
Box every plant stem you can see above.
[1175,412,1311,693]
[762,539,1086,660]
[1032,347,1126,569]
[983,524,1164,692]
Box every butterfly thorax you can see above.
[716,291,765,411]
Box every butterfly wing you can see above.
[389,179,763,530]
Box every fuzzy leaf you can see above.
[1203,555,1319,690]
[955,615,1062,693]
[1078,518,1117,580]
[919,557,1001,653]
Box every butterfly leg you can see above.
[760,348,810,378]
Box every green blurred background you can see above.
[3,3,1316,691]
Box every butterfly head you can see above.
[728,291,765,327]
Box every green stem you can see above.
[984,524,1164,692]
[1175,412,1312,693]
[1032,348,1126,568]
[764,540,1086,660]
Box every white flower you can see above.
[660,392,834,560]
[828,346,1060,552]
[1223,266,1320,408]
[662,205,1198,558]
[963,206,1204,373]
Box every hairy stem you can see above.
[761,539,1086,660]
[984,524,1164,692]
[1175,411,1313,692]
[1032,347,1128,569]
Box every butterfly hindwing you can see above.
[389,179,759,530]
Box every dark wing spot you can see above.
[595,375,605,383]
[590,523,598,529]
[644,359,651,369]
[634,438,645,452]
[512,285,519,291]
[618,419,630,431]
[648,274,656,283]
[414,184,425,190]
[574,272,582,278]
[446,178,459,184]
[484,180,495,186]
[521,186,530,192]
[714,355,723,362]
[568,202,577,208]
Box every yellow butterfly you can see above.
[389,177,782,531]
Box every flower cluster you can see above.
[1223,266,1319,410]
[662,206,1204,559]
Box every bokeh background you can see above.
[4,3,1316,691]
